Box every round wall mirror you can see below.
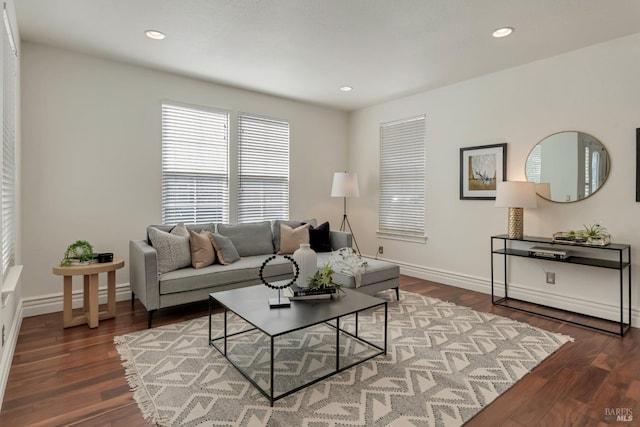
[525,131,610,203]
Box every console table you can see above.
[491,235,631,336]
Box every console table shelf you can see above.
[491,234,631,336]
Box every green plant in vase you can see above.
[578,224,611,245]
[307,263,344,294]
[60,240,94,266]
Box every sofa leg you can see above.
[131,292,135,307]
[148,310,156,329]
[395,287,400,300]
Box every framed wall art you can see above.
[460,143,507,200]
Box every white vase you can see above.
[293,243,317,288]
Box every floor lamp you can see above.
[331,172,361,255]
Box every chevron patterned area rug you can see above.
[115,290,572,426]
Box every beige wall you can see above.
[348,33,640,323]
[20,42,349,311]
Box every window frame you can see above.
[377,115,427,243]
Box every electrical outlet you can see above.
[546,272,556,284]
[378,246,384,254]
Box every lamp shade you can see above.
[331,172,360,198]
[535,182,551,200]
[495,181,537,208]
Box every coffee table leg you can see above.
[223,309,227,356]
[336,315,340,371]
[355,312,359,338]
[384,302,388,354]
[270,336,275,407]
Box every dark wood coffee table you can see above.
[208,283,388,406]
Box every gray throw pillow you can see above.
[207,232,241,265]
[148,224,192,273]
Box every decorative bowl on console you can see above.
[553,224,611,246]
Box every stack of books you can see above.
[284,283,336,300]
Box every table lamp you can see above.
[495,181,537,239]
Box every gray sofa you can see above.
[129,220,399,327]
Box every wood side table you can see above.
[52,257,125,328]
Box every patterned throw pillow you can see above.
[148,223,191,273]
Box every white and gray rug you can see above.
[115,290,572,426]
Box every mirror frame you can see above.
[525,131,610,203]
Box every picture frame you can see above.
[460,143,507,200]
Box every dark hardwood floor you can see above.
[1,276,638,426]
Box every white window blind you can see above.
[1,6,16,277]
[379,115,426,239]
[238,114,289,223]
[161,103,230,224]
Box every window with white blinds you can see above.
[237,114,289,223]
[161,103,230,224]
[1,7,17,277]
[378,115,426,240]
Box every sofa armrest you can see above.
[129,239,160,311]
[330,230,352,251]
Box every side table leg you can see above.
[63,276,73,327]
[107,270,116,318]
[83,275,90,312]
[88,273,99,328]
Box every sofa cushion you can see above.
[148,224,191,274]
[189,229,216,268]
[159,255,295,295]
[273,219,317,253]
[217,221,274,256]
[308,221,331,252]
[208,232,241,265]
[277,223,310,254]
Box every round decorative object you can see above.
[293,243,317,288]
[259,255,299,289]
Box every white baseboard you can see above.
[22,283,132,318]
[0,298,23,412]
[388,258,639,328]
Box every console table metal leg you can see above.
[490,237,495,302]
[208,296,212,345]
[629,247,632,330]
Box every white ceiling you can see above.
[15,0,640,111]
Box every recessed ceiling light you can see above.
[340,86,353,92]
[145,30,166,40]
[492,27,514,38]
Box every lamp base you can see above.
[507,207,524,239]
